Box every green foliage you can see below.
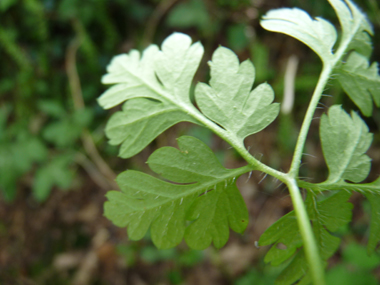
[259,191,353,285]
[326,243,380,285]
[195,47,279,142]
[336,52,380,116]
[104,136,248,249]
[320,105,372,183]
[98,0,380,284]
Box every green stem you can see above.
[289,63,332,177]
[286,178,326,285]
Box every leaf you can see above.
[43,108,93,147]
[195,47,279,141]
[99,33,203,109]
[33,154,74,201]
[328,0,373,57]
[363,180,380,255]
[166,0,210,32]
[99,45,162,109]
[98,33,207,157]
[320,105,372,183]
[105,98,197,158]
[184,182,248,250]
[336,52,380,116]
[0,134,47,201]
[259,191,353,285]
[104,136,248,249]
[260,7,337,62]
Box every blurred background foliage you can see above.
[0,0,379,284]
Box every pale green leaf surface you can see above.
[106,98,197,158]
[260,191,352,285]
[104,136,248,249]
[195,47,279,141]
[155,33,203,103]
[260,8,336,62]
[99,46,161,109]
[328,0,373,55]
[98,33,206,157]
[320,105,372,183]
[99,33,203,109]
[336,52,380,116]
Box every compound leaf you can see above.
[260,8,337,62]
[336,52,380,116]
[104,136,248,249]
[195,47,279,141]
[320,105,372,183]
[106,98,197,158]
[259,191,353,285]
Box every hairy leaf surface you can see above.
[104,136,248,249]
[320,105,372,183]
[336,52,380,116]
[195,47,279,141]
[259,191,353,285]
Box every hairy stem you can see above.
[289,63,332,177]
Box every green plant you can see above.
[98,0,380,284]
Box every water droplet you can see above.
[180,198,183,205]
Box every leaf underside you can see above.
[99,32,279,157]
[104,136,249,250]
[336,52,380,117]
[320,105,372,183]
[195,47,279,141]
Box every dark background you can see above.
[1,0,380,284]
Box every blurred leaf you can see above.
[364,188,380,255]
[336,52,380,117]
[0,135,47,201]
[33,154,75,201]
[326,264,378,285]
[38,100,66,118]
[140,246,177,263]
[166,0,210,31]
[178,250,204,267]
[227,24,249,52]
[0,0,17,12]
[342,243,380,270]
[43,108,93,147]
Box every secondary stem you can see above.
[288,63,332,177]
